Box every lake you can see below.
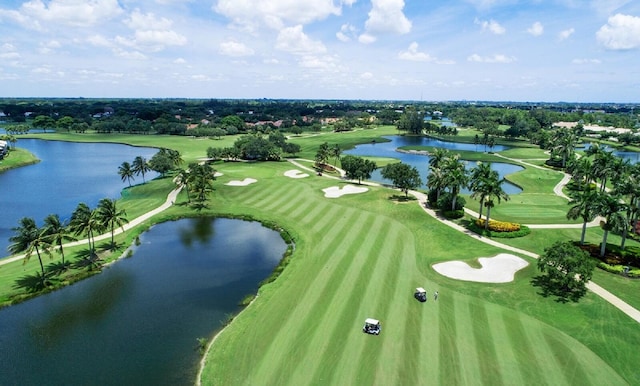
[0,139,158,255]
[0,218,287,385]
[344,136,523,194]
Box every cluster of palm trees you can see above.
[174,163,217,209]
[315,142,342,168]
[8,198,128,284]
[427,148,509,227]
[566,144,640,257]
[118,156,151,187]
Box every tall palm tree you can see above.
[132,156,151,183]
[442,155,468,211]
[427,166,447,202]
[330,144,341,166]
[8,217,51,279]
[97,198,128,248]
[118,161,135,187]
[566,187,599,245]
[469,162,499,220]
[175,168,192,202]
[483,178,510,230]
[428,148,449,169]
[593,191,626,257]
[70,203,100,255]
[43,214,75,266]
[612,164,640,250]
[550,128,577,168]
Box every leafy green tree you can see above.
[282,142,301,156]
[56,116,75,132]
[340,155,377,184]
[97,198,128,249]
[32,115,56,132]
[536,241,596,301]
[132,156,151,183]
[8,217,51,280]
[43,214,74,266]
[381,162,422,197]
[118,161,135,187]
[397,107,423,134]
[220,115,246,131]
[149,150,174,177]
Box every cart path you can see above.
[0,185,182,266]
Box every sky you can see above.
[0,0,639,102]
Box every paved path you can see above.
[0,185,182,267]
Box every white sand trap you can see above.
[214,172,224,177]
[322,184,368,198]
[432,253,528,283]
[284,169,309,179]
[225,178,257,186]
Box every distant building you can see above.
[0,140,8,159]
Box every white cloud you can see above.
[398,42,434,62]
[298,55,339,71]
[87,35,112,47]
[358,33,377,44]
[38,40,61,54]
[360,72,374,80]
[558,28,575,41]
[467,53,516,63]
[572,58,601,64]
[214,0,353,31]
[363,0,411,37]
[219,41,255,57]
[475,18,505,34]
[0,52,21,59]
[120,10,187,51]
[337,23,357,42]
[276,25,326,54]
[596,13,640,50]
[527,21,543,36]
[14,0,123,28]
[173,58,187,64]
[124,10,173,31]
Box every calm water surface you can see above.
[345,136,523,194]
[0,218,287,385]
[0,139,158,255]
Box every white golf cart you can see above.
[414,287,427,302]
[362,318,381,335]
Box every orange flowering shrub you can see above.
[475,218,521,232]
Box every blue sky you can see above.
[0,0,639,102]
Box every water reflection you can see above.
[0,218,287,386]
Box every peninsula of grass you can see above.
[2,129,639,385]
[0,148,39,173]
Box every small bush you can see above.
[436,192,465,211]
[442,210,464,219]
[475,218,521,232]
[468,220,530,238]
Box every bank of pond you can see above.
[0,217,288,385]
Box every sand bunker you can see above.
[284,169,309,179]
[214,172,224,177]
[225,178,257,186]
[432,253,528,283]
[322,184,368,198]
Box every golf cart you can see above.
[414,287,427,302]
[362,318,381,335]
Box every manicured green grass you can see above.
[3,130,639,385]
[0,148,39,172]
[198,161,637,385]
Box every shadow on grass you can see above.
[13,272,57,293]
[388,194,416,202]
[531,275,587,303]
[46,260,72,276]
[72,250,103,271]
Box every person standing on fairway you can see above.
[434,291,438,301]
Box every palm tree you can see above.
[118,161,135,187]
[593,191,626,257]
[426,166,447,202]
[428,148,449,169]
[566,188,599,245]
[43,214,75,266]
[97,198,128,248]
[483,177,510,230]
[189,163,216,207]
[469,162,499,220]
[70,203,100,255]
[132,156,151,183]
[8,217,51,279]
[550,128,577,168]
[167,149,183,169]
[175,168,192,202]
[612,164,640,250]
[442,155,468,211]
[330,144,341,166]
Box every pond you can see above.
[0,217,287,386]
[344,136,522,194]
[577,142,640,164]
[0,139,158,255]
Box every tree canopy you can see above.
[535,241,596,302]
